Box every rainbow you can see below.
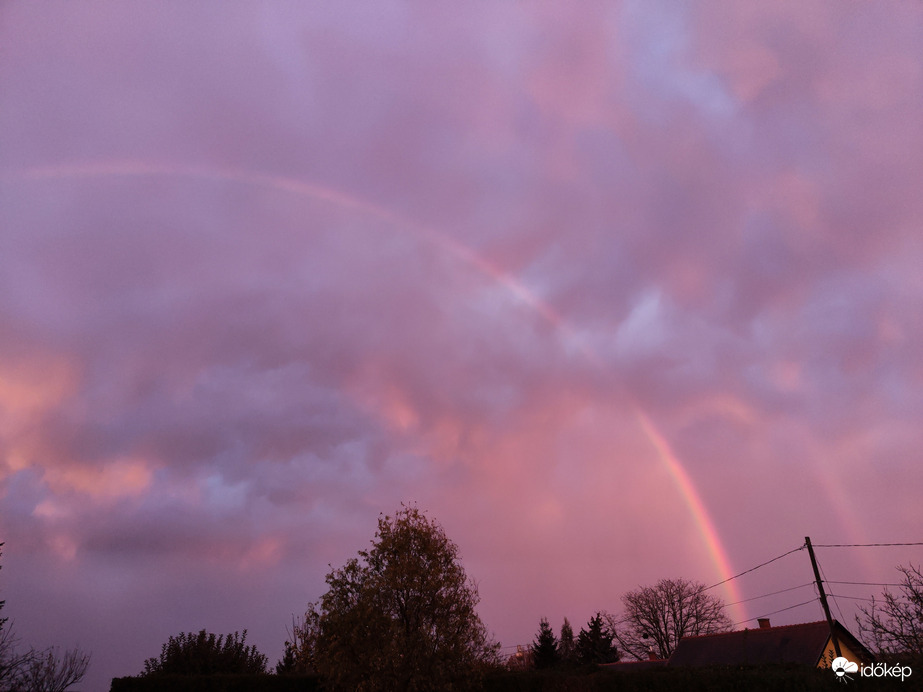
[9,159,744,619]
[635,410,745,620]
[12,160,562,326]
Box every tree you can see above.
[0,542,25,690]
[1,544,90,692]
[856,563,923,656]
[531,618,558,669]
[298,505,498,691]
[558,618,576,667]
[12,647,90,692]
[275,612,317,675]
[0,544,5,634]
[576,613,618,664]
[142,630,267,675]
[608,577,731,660]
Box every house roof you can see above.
[600,658,667,671]
[667,620,872,668]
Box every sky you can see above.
[2,1,923,689]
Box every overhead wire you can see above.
[731,598,818,628]
[612,540,917,637]
[724,582,814,607]
[826,580,903,587]
[811,542,923,548]
[817,558,847,625]
[826,593,876,603]
[702,544,805,592]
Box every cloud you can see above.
[2,1,923,688]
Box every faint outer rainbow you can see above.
[13,160,561,327]
[11,159,744,619]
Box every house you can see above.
[600,650,667,671]
[667,618,874,668]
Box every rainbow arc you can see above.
[10,159,744,619]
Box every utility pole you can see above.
[805,536,841,658]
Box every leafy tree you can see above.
[531,618,558,669]
[297,505,498,691]
[857,563,923,655]
[576,613,618,664]
[608,577,731,660]
[558,617,576,667]
[274,641,298,675]
[143,630,267,675]
[275,612,318,675]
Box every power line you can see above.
[732,597,818,628]
[725,582,814,607]
[826,580,903,587]
[703,545,805,592]
[812,542,923,548]
[827,593,876,603]
[818,558,846,625]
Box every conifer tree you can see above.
[558,617,576,667]
[577,613,619,664]
[531,618,558,669]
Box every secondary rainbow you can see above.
[11,159,745,620]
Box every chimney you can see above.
[648,650,659,661]
[758,618,771,629]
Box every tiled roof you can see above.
[600,658,667,671]
[667,620,864,667]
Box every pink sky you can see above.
[2,2,923,689]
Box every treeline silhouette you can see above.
[106,512,923,691]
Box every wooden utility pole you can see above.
[805,536,841,658]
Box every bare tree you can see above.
[0,625,32,691]
[12,647,90,692]
[0,543,33,689]
[1,545,90,692]
[857,563,923,656]
[607,578,731,660]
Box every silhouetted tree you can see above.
[275,642,297,675]
[0,543,23,689]
[577,613,618,664]
[558,617,576,667]
[0,544,5,633]
[276,612,318,675]
[531,618,558,669]
[143,630,267,675]
[1,544,90,691]
[298,506,499,691]
[607,577,731,660]
[13,646,90,692]
[857,563,923,656]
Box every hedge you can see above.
[110,674,325,692]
